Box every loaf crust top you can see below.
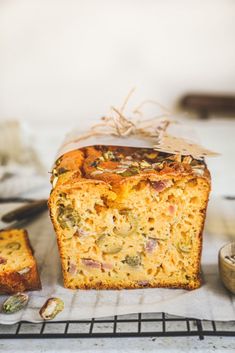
[51,146,210,190]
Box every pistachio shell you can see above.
[2,293,29,314]
[96,234,123,254]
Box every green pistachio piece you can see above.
[6,242,21,250]
[57,205,80,229]
[140,160,151,169]
[2,293,29,314]
[113,214,137,237]
[177,240,192,253]
[144,152,158,160]
[120,167,139,177]
[96,234,123,254]
[113,224,136,237]
[125,255,141,267]
[103,151,116,161]
[39,297,64,320]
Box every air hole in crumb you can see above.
[147,268,153,275]
[167,195,175,202]
[92,246,98,254]
[101,196,109,207]
[148,217,154,224]
[94,204,105,214]
[132,181,145,191]
[85,218,93,225]
[190,196,199,204]
[188,179,198,187]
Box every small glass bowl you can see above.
[219,242,235,294]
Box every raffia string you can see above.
[62,91,219,160]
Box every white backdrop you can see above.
[0,0,235,123]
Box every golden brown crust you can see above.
[0,229,41,294]
[49,145,211,291]
[63,280,200,290]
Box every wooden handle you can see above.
[1,199,48,223]
[180,94,235,119]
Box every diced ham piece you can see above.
[102,262,113,270]
[68,262,77,275]
[150,180,167,192]
[168,205,175,215]
[0,256,7,264]
[145,238,157,253]
[82,258,101,269]
[138,280,149,286]
[76,228,91,237]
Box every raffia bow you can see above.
[75,107,170,144]
[62,92,219,160]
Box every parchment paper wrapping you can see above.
[57,117,218,161]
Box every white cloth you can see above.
[0,121,48,199]
[0,195,234,324]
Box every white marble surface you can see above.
[0,336,235,353]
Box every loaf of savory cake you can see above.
[0,229,41,293]
[49,146,211,290]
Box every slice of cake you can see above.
[49,146,211,290]
[0,229,41,293]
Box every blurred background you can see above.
[0,0,235,122]
[0,0,235,199]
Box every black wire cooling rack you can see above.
[0,313,234,340]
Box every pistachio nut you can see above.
[57,204,80,229]
[96,234,123,254]
[125,255,141,267]
[39,297,64,320]
[6,242,21,250]
[2,293,29,314]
